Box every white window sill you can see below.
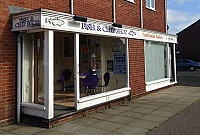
[146,6,156,12]
[146,78,170,85]
[125,0,135,4]
[21,102,45,110]
[79,87,131,103]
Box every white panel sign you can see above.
[12,9,177,43]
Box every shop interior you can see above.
[22,31,127,116]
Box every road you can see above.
[147,70,200,135]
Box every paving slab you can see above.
[87,112,114,120]
[145,101,168,106]
[72,127,108,135]
[53,122,86,134]
[164,103,187,109]
[89,121,123,132]
[140,114,168,123]
[150,110,175,118]
[120,111,145,118]
[129,107,155,114]
[69,117,101,126]
[10,126,46,135]
[0,132,16,135]
[128,119,160,130]
[111,105,133,111]
[106,115,135,124]
[114,125,148,135]
[157,107,182,114]
[36,130,69,135]
[0,124,24,131]
[139,104,161,110]
[100,108,125,115]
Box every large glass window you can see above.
[145,41,167,82]
[22,32,45,104]
[79,35,127,97]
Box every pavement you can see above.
[0,71,200,135]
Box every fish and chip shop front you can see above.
[12,9,177,126]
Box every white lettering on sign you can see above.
[14,16,40,28]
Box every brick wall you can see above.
[74,0,113,22]
[129,39,146,96]
[143,0,166,33]
[116,0,141,27]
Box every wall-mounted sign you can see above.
[12,15,40,29]
[114,53,126,74]
[11,9,177,43]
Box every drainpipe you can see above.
[71,0,73,14]
[113,0,116,23]
[165,0,167,33]
[140,0,143,28]
[17,32,23,123]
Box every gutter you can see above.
[140,0,143,28]
[71,0,73,14]
[17,32,23,123]
[113,0,116,23]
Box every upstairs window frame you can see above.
[146,0,155,11]
[125,0,135,4]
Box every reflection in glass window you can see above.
[79,35,127,97]
[22,32,45,104]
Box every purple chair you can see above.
[97,72,110,92]
[80,72,92,96]
[60,70,74,101]
[83,75,99,95]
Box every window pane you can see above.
[146,0,150,7]
[145,42,167,82]
[151,0,155,8]
[182,60,190,63]
[22,32,45,104]
[79,35,127,97]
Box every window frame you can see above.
[146,0,155,11]
[125,0,135,4]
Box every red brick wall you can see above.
[129,39,146,96]
[0,3,16,126]
[0,0,70,126]
[73,0,113,22]
[116,0,141,27]
[143,0,166,33]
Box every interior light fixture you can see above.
[112,23,122,28]
[73,15,87,22]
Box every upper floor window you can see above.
[146,0,155,10]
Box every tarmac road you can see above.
[147,70,200,135]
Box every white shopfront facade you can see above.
[12,9,177,121]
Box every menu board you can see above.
[114,53,126,74]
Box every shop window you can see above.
[145,41,168,82]
[79,35,127,97]
[146,0,155,10]
[22,32,45,104]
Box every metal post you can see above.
[74,33,80,110]
[44,30,54,119]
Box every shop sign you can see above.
[12,15,40,29]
